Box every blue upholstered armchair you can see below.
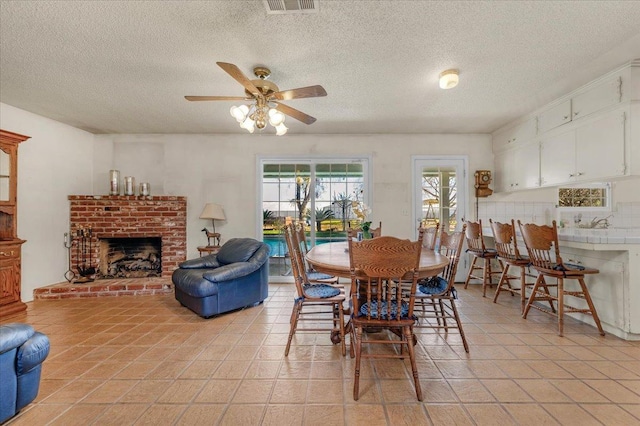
[0,323,50,424]
[172,238,270,318]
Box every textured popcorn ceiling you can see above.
[1,1,640,135]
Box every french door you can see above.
[259,158,369,278]
[413,156,468,281]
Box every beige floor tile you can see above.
[48,403,107,426]
[514,379,571,403]
[219,404,266,425]
[175,404,226,425]
[6,285,640,426]
[92,403,149,425]
[481,379,533,402]
[307,379,344,403]
[548,379,610,403]
[177,359,222,379]
[345,404,387,426]
[424,404,474,425]
[378,379,421,403]
[385,404,431,425]
[194,379,240,403]
[581,403,640,425]
[156,379,207,403]
[232,379,275,403]
[133,404,187,425]
[448,379,496,402]
[120,380,172,403]
[464,404,514,425]
[583,379,640,403]
[262,404,305,425]
[271,379,308,403]
[82,379,138,403]
[8,403,72,426]
[303,405,345,425]
[42,379,103,403]
[501,403,560,425]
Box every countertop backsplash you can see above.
[477,201,640,244]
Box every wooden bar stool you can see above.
[517,220,605,337]
[463,219,503,297]
[489,219,536,314]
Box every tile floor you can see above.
[2,282,639,425]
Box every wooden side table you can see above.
[197,246,220,257]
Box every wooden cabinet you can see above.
[540,108,626,186]
[0,129,29,317]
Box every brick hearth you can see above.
[68,195,187,279]
[34,278,173,299]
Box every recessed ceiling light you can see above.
[439,69,459,89]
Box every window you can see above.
[260,158,369,277]
[557,183,611,211]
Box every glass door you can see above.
[260,158,368,278]
[413,156,468,280]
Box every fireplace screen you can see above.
[98,237,161,279]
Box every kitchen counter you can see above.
[483,226,640,340]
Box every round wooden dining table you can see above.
[306,241,449,279]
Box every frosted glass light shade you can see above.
[268,109,285,126]
[230,105,249,122]
[439,69,459,89]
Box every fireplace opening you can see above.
[98,237,161,279]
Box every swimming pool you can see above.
[263,236,339,257]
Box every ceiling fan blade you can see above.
[274,102,317,125]
[272,85,327,101]
[216,62,262,98]
[185,96,249,101]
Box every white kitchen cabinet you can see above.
[540,128,576,186]
[492,117,537,151]
[575,109,626,181]
[572,75,622,121]
[538,100,572,134]
[494,141,540,192]
[540,108,626,186]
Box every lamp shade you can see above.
[200,203,226,220]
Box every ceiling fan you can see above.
[185,62,327,135]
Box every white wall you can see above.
[95,133,494,259]
[1,103,94,301]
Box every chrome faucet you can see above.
[589,215,612,229]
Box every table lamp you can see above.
[200,203,226,247]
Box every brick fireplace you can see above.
[68,195,187,279]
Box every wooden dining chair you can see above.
[414,224,469,352]
[283,224,347,356]
[368,221,382,238]
[292,222,339,285]
[463,219,503,296]
[347,230,424,401]
[420,223,440,251]
[517,220,605,337]
[489,219,536,314]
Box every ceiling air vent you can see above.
[264,0,318,14]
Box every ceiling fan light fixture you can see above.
[230,105,249,122]
[240,116,255,133]
[275,122,288,136]
[439,69,459,89]
[268,108,285,126]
